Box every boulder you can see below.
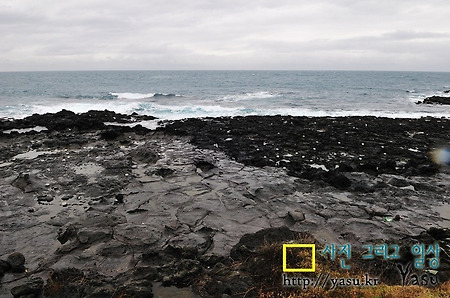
[11,277,44,298]
[6,252,26,273]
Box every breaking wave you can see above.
[109,92,181,100]
[4,102,446,121]
[218,91,279,102]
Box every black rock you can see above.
[426,227,450,240]
[0,259,12,272]
[11,277,44,298]
[37,195,53,203]
[115,193,125,204]
[6,252,26,273]
[164,245,199,259]
[195,159,216,172]
[161,115,450,189]
[420,95,450,105]
[100,129,123,140]
[324,171,352,190]
[153,167,175,177]
[9,110,155,133]
[336,162,354,172]
[57,224,79,244]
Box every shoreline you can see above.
[1,110,449,297]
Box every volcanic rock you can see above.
[11,277,44,298]
[1,111,449,297]
[6,252,26,273]
[420,95,450,105]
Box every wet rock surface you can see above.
[162,115,449,181]
[419,95,450,105]
[0,111,449,297]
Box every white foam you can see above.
[105,120,161,130]
[2,97,450,121]
[3,126,48,134]
[30,101,142,116]
[409,92,450,104]
[219,91,278,102]
[0,104,36,119]
[110,92,156,100]
[136,102,258,120]
[110,92,181,100]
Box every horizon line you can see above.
[2,69,450,73]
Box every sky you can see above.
[1,0,450,71]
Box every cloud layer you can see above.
[1,0,450,71]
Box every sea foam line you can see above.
[109,92,180,100]
[218,91,278,102]
[2,101,450,121]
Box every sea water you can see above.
[1,70,449,120]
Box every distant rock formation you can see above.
[419,95,450,105]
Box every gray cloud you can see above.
[1,0,450,71]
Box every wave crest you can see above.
[109,92,180,100]
[219,91,278,102]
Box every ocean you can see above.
[1,70,450,120]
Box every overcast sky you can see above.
[1,0,450,71]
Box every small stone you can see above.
[153,167,175,177]
[115,193,124,204]
[61,195,72,201]
[393,215,401,221]
[6,252,25,273]
[287,209,305,222]
[57,224,78,244]
[11,277,44,297]
[195,159,215,172]
[37,195,53,203]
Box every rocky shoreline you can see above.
[0,111,449,297]
[418,95,450,105]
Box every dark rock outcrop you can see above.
[0,109,156,133]
[11,277,44,298]
[419,95,450,105]
[161,115,449,188]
